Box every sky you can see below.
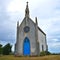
[0,0,60,53]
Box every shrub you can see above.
[45,51,51,55]
[40,51,51,56]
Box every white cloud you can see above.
[7,0,25,13]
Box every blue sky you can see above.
[0,0,60,53]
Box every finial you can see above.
[26,1,28,8]
[35,17,38,25]
[27,1,28,5]
[17,21,19,26]
[25,2,29,17]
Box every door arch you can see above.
[23,37,30,55]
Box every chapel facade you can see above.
[15,2,48,56]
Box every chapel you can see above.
[15,2,48,56]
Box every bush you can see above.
[40,51,51,56]
[45,51,51,55]
[40,51,46,56]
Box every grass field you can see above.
[0,55,60,60]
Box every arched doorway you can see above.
[23,37,30,55]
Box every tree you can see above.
[0,44,3,55]
[3,43,12,55]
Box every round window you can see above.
[24,26,30,33]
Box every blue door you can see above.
[23,37,30,55]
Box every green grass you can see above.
[0,55,60,60]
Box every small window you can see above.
[42,45,44,51]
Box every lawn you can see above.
[0,55,60,60]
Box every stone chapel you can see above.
[15,2,48,56]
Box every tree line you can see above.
[0,43,12,55]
